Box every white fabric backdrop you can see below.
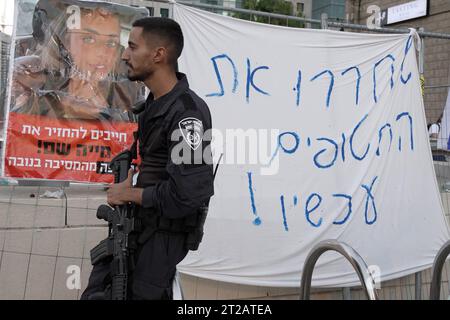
[174,4,450,287]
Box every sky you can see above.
[0,0,16,35]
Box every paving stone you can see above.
[24,255,56,300]
[32,229,59,257]
[4,229,33,254]
[0,252,29,299]
[58,228,86,259]
[51,257,82,300]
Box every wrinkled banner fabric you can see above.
[174,4,450,287]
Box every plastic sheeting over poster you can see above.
[2,0,148,183]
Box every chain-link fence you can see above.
[0,0,449,300]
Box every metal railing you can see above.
[299,240,379,300]
[430,240,450,300]
[326,20,450,40]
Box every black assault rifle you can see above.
[90,150,139,300]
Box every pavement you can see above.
[0,183,108,299]
[0,163,449,300]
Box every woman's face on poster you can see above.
[65,9,121,81]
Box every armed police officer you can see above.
[81,17,214,300]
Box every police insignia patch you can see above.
[178,117,204,150]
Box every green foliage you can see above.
[233,0,305,28]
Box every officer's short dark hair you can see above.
[132,17,184,69]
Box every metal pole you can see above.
[415,272,422,300]
[327,21,450,39]
[63,187,68,227]
[1,0,18,178]
[300,240,379,300]
[321,13,328,30]
[418,27,425,97]
[418,27,425,74]
[424,84,450,89]
[342,287,352,300]
[168,0,174,19]
[430,240,450,300]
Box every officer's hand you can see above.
[106,169,134,206]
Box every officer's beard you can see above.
[127,73,145,82]
[126,64,152,82]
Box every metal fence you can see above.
[0,0,449,300]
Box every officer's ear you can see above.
[152,46,168,64]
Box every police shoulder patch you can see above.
[178,117,204,150]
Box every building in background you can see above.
[108,0,313,18]
[0,32,10,97]
[0,1,14,35]
[289,0,312,17]
[312,0,346,21]
[346,0,450,124]
[107,0,230,17]
[233,0,312,17]
[104,0,171,17]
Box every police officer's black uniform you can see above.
[81,72,214,299]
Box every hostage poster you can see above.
[2,0,148,183]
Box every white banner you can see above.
[174,4,450,287]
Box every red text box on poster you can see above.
[4,113,138,183]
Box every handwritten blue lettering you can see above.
[332,194,353,225]
[376,123,393,156]
[313,137,339,169]
[400,36,413,84]
[294,70,302,107]
[350,114,370,161]
[362,176,378,225]
[246,58,270,103]
[373,54,395,103]
[247,172,262,226]
[341,66,361,105]
[279,131,300,154]
[396,112,414,151]
[305,193,323,227]
[206,54,238,97]
[310,70,334,108]
[341,133,346,162]
[280,195,289,231]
